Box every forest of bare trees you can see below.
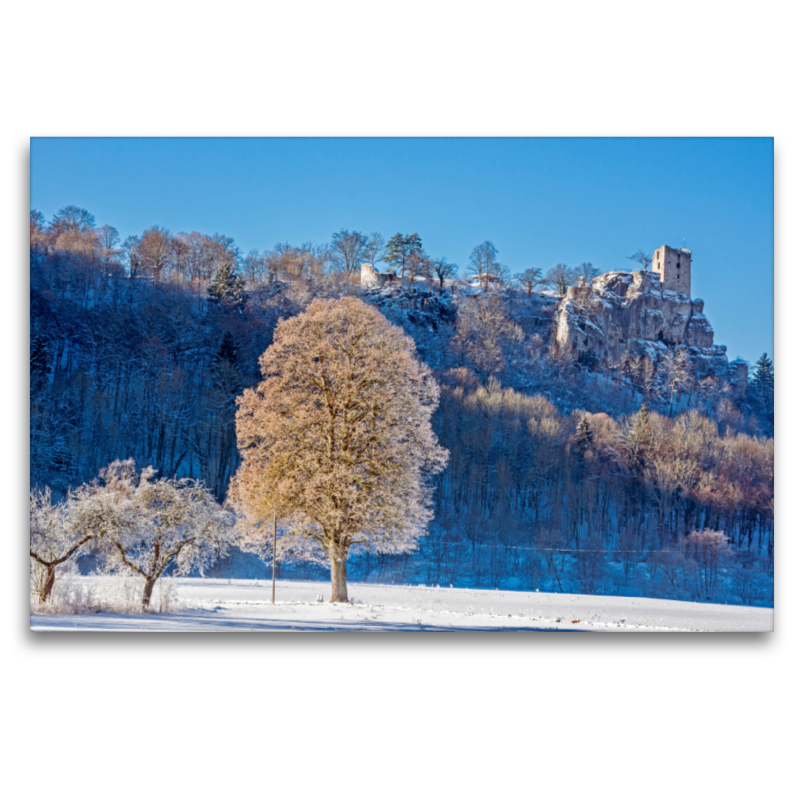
[30,206,774,606]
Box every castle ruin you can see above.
[555,245,748,394]
[653,244,692,295]
[360,262,398,288]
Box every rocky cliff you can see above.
[555,270,747,392]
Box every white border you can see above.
[4,3,795,797]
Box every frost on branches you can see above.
[30,487,92,604]
[231,296,449,602]
[95,460,234,608]
[30,459,234,610]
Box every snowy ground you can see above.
[30,577,773,632]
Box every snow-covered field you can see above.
[30,577,773,632]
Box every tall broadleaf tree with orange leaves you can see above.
[231,297,448,602]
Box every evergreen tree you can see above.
[573,415,594,478]
[215,330,239,369]
[751,352,774,434]
[753,353,774,405]
[208,261,247,312]
[576,416,594,455]
[626,402,652,474]
[577,349,599,371]
[30,334,49,379]
[385,233,423,280]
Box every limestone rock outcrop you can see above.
[555,270,747,392]
[362,283,456,330]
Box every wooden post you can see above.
[271,514,277,604]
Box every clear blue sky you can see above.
[30,137,773,364]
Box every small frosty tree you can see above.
[627,249,652,272]
[231,296,448,602]
[30,488,93,604]
[30,464,141,604]
[95,460,234,609]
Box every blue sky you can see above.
[30,137,773,364]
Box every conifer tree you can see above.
[385,233,423,280]
[752,352,774,433]
[573,415,594,480]
[30,335,49,380]
[208,261,247,312]
[626,402,653,475]
[753,353,774,405]
[576,416,594,456]
[215,330,239,369]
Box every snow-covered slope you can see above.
[30,577,773,632]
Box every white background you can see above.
[3,3,795,799]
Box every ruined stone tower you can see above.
[652,245,691,295]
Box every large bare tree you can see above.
[468,240,501,290]
[514,267,544,295]
[329,230,368,278]
[544,263,579,294]
[231,297,448,602]
[138,226,173,282]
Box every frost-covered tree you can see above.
[50,205,96,237]
[31,465,144,604]
[627,249,652,272]
[662,347,692,417]
[626,402,653,477]
[329,229,368,278]
[514,267,544,295]
[684,529,732,599]
[467,240,501,291]
[207,261,248,311]
[431,257,458,293]
[544,263,579,295]
[452,294,524,379]
[30,209,49,251]
[363,233,387,270]
[121,234,142,278]
[576,262,600,282]
[231,297,448,602]
[30,488,93,604]
[137,226,173,281]
[94,460,234,608]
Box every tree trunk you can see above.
[40,564,56,603]
[142,576,158,610]
[330,558,348,603]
